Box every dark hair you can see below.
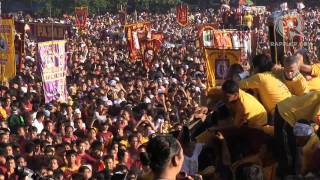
[252,54,274,73]
[284,55,299,66]
[36,111,45,119]
[235,163,263,180]
[222,80,239,94]
[65,150,77,158]
[296,119,312,126]
[178,126,191,146]
[146,135,181,174]
[228,64,244,79]
[140,152,150,166]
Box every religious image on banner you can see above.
[151,32,164,52]
[204,49,241,88]
[38,40,68,103]
[75,6,89,28]
[176,4,188,26]
[274,12,304,56]
[0,17,16,82]
[125,22,151,61]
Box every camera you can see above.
[15,166,41,180]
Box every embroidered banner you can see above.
[176,4,188,26]
[38,40,68,103]
[0,17,16,82]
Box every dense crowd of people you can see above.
[0,2,319,180]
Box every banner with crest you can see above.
[75,6,89,28]
[204,49,241,88]
[176,4,188,26]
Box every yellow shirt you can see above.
[307,77,320,92]
[311,64,320,77]
[280,73,309,96]
[230,89,268,128]
[239,72,292,114]
[0,107,7,120]
[243,15,253,27]
[277,91,320,126]
[301,134,319,174]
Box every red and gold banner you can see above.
[176,4,188,26]
[198,24,218,48]
[125,22,151,61]
[143,32,165,69]
[75,6,88,28]
[151,32,164,52]
[204,49,241,88]
[282,15,304,55]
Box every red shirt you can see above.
[98,131,113,144]
[62,135,78,143]
[77,153,96,165]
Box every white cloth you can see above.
[32,119,44,134]
[181,143,204,176]
[94,112,107,123]
[293,123,313,137]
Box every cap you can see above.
[74,108,81,115]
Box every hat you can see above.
[74,108,81,115]
[44,110,50,117]
[144,97,151,104]
[109,80,117,87]
[101,96,108,102]
[293,122,313,137]
[157,89,165,94]
[114,77,120,82]
[106,100,113,106]
[171,78,178,84]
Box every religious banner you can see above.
[143,31,165,69]
[269,11,304,64]
[38,40,68,103]
[75,6,89,28]
[204,49,241,88]
[29,23,71,42]
[125,22,151,61]
[151,32,164,52]
[0,17,16,82]
[198,24,218,48]
[176,4,188,26]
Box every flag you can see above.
[204,49,241,88]
[75,6,88,28]
[203,30,214,47]
[0,17,16,82]
[176,4,188,26]
[38,40,68,103]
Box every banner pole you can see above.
[0,1,3,85]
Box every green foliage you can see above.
[26,0,182,17]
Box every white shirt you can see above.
[32,119,44,134]
[181,143,204,176]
